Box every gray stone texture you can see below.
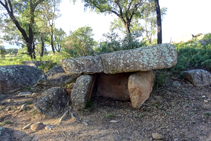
[62,56,103,75]
[96,73,131,101]
[71,75,96,111]
[37,65,79,87]
[128,71,154,109]
[0,65,42,93]
[34,87,70,117]
[101,43,177,74]
[183,69,211,86]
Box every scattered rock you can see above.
[22,123,32,130]
[204,100,208,103]
[0,65,42,93]
[62,56,103,75]
[45,125,54,130]
[110,120,118,123]
[0,94,7,101]
[30,122,45,131]
[19,104,27,111]
[36,65,79,87]
[34,87,70,117]
[172,81,181,88]
[18,92,32,97]
[71,75,96,111]
[128,71,154,109]
[96,73,131,101]
[194,39,207,45]
[152,132,163,140]
[183,69,211,86]
[83,121,88,126]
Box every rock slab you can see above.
[34,87,70,117]
[96,73,131,101]
[62,56,103,75]
[62,43,177,75]
[37,65,79,86]
[128,71,154,109]
[71,75,96,111]
[183,69,211,86]
[101,43,177,74]
[0,65,42,93]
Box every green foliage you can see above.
[104,113,116,118]
[153,71,166,89]
[4,121,11,125]
[95,31,145,54]
[0,46,6,58]
[170,41,211,73]
[63,26,97,58]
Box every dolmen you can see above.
[62,43,178,110]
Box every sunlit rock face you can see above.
[0,65,42,93]
[62,56,103,75]
[62,43,177,75]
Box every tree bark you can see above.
[40,35,44,57]
[155,0,162,44]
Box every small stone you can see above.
[32,93,38,96]
[20,104,27,111]
[202,95,206,98]
[22,123,32,130]
[7,99,13,103]
[83,121,88,126]
[45,125,54,130]
[18,92,32,97]
[30,122,45,131]
[173,81,181,87]
[110,120,118,123]
[204,100,208,103]
[152,132,163,140]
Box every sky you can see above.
[4,0,211,48]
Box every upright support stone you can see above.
[128,71,154,109]
[71,75,96,111]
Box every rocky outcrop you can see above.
[36,65,79,87]
[96,73,131,101]
[62,56,103,75]
[183,69,211,87]
[0,65,42,93]
[62,43,177,74]
[34,87,70,117]
[71,75,96,111]
[128,71,154,109]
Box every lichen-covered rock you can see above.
[100,43,177,74]
[36,65,79,87]
[96,73,131,101]
[34,87,70,117]
[128,71,154,109]
[0,65,42,93]
[62,56,103,75]
[71,75,96,111]
[183,69,211,86]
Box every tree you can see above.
[0,0,45,59]
[155,0,162,44]
[38,0,61,53]
[72,0,146,34]
[64,26,97,58]
[54,28,66,52]
[0,46,6,58]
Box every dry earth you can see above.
[0,73,211,141]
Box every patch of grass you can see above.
[25,101,32,105]
[104,113,116,118]
[25,87,31,91]
[205,112,210,116]
[4,121,11,125]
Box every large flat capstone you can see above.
[62,43,177,74]
[100,43,177,74]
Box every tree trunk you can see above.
[50,26,55,53]
[40,35,44,57]
[155,0,162,44]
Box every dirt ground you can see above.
[0,74,211,141]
